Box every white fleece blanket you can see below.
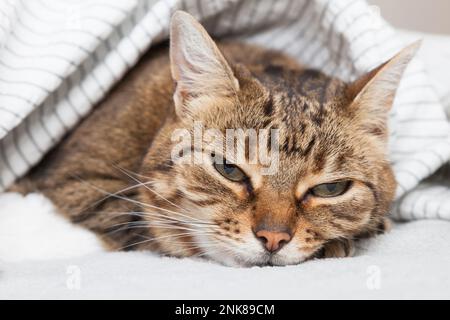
[1,192,450,299]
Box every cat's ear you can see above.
[169,11,239,116]
[347,41,421,137]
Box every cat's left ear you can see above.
[347,41,421,137]
[169,11,239,117]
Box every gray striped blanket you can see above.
[0,0,449,220]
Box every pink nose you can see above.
[255,230,292,252]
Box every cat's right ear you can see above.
[169,11,239,117]
[347,41,420,139]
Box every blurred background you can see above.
[371,0,450,34]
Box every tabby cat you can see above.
[13,11,418,267]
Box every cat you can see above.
[12,11,418,267]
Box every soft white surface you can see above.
[0,192,449,299]
[0,192,103,262]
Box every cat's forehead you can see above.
[245,70,354,186]
[194,66,354,164]
[260,67,348,121]
[236,66,351,139]
[196,62,350,132]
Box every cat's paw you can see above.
[376,217,392,234]
[321,239,355,258]
[359,217,392,239]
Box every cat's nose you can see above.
[255,230,292,253]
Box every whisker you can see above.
[92,210,216,227]
[113,165,219,226]
[140,201,211,224]
[114,164,185,212]
[139,212,217,227]
[165,238,226,258]
[69,176,143,216]
[111,222,217,234]
[118,231,212,250]
[71,176,206,224]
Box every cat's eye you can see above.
[213,162,247,182]
[310,181,352,198]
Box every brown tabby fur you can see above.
[12,12,417,266]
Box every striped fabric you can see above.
[0,0,449,220]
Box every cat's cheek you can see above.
[300,187,376,239]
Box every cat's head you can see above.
[138,11,418,267]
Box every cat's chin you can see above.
[203,250,311,268]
